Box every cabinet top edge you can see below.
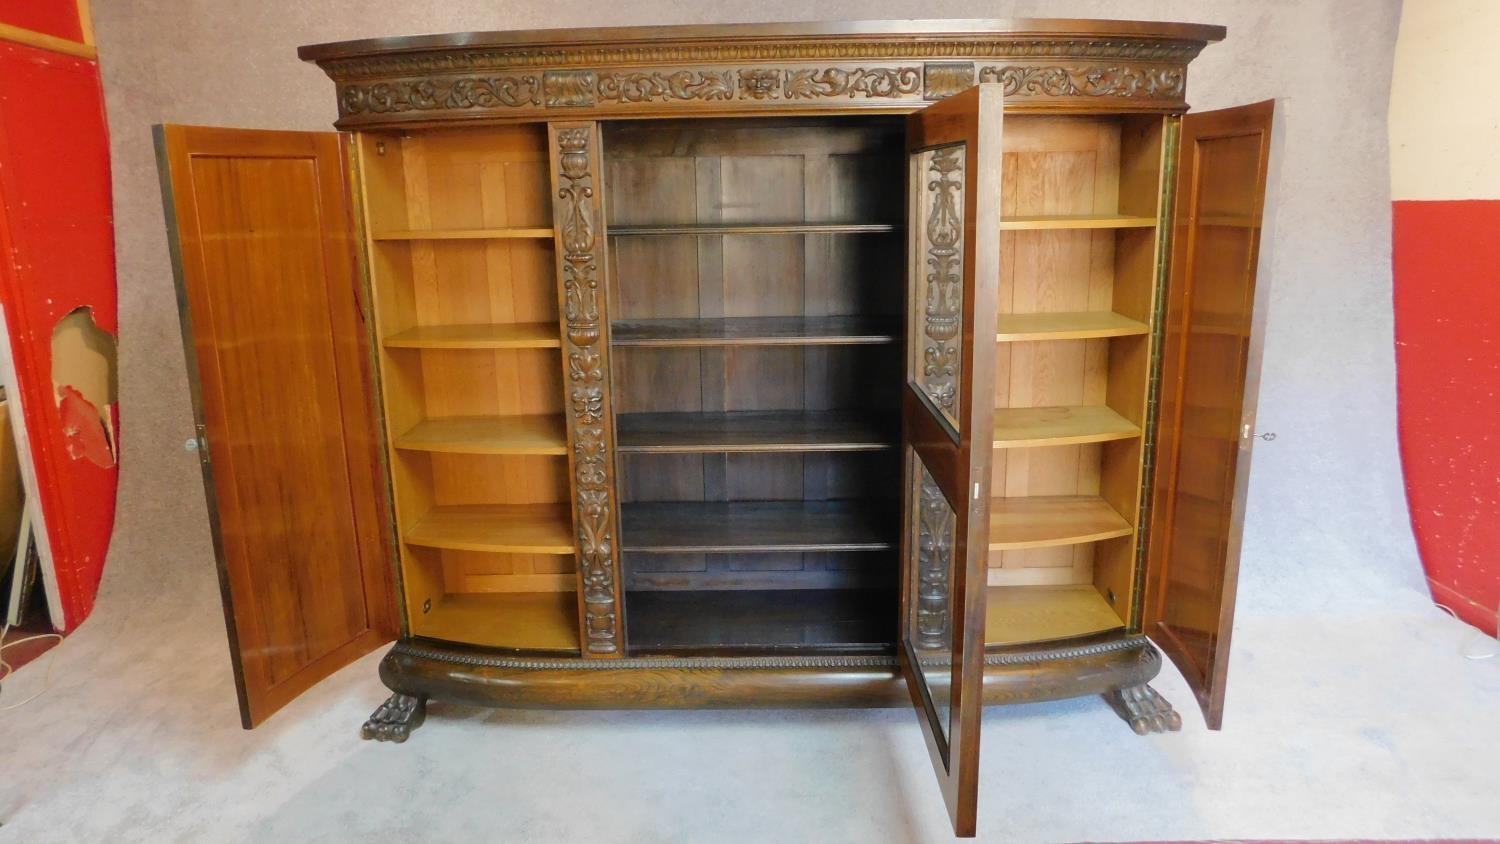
[298,18,1226,65]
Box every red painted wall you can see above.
[0,36,118,630]
[1393,199,1500,637]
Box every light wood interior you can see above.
[356,125,579,652]
[603,117,905,652]
[985,114,1167,644]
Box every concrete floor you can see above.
[0,566,1495,843]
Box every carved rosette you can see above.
[919,145,964,420]
[914,465,954,651]
[551,123,623,656]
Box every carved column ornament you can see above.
[549,122,624,656]
[919,144,965,423]
[914,463,955,651]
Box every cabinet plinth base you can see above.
[372,632,1163,733]
[360,692,428,742]
[1102,683,1182,735]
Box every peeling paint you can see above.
[50,306,116,468]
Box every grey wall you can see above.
[92,0,1418,620]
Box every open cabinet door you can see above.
[1145,100,1275,730]
[155,125,396,728]
[897,84,1003,839]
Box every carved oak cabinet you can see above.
[155,19,1273,836]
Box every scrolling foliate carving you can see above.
[978,64,1184,98]
[598,69,734,103]
[915,467,955,651]
[340,76,540,114]
[784,66,920,99]
[553,125,621,655]
[920,145,964,418]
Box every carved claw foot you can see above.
[361,692,427,742]
[1103,684,1182,735]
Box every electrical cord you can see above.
[1435,603,1499,661]
[0,620,63,712]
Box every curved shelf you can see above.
[372,227,554,241]
[383,322,561,350]
[394,415,567,455]
[992,405,1141,448]
[994,311,1149,342]
[406,504,574,554]
[988,495,1133,550]
[1000,214,1157,231]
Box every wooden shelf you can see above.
[372,227,554,241]
[383,322,560,349]
[999,214,1157,231]
[626,589,896,653]
[395,415,567,455]
[406,504,574,554]
[984,585,1125,646]
[994,311,1149,342]
[988,495,1133,550]
[608,222,899,236]
[616,410,894,453]
[612,316,897,347]
[992,405,1141,448]
[414,592,580,652]
[621,501,893,553]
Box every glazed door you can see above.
[897,84,1003,839]
[1144,101,1275,730]
[155,125,396,728]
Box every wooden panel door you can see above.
[1144,100,1275,729]
[156,125,396,728]
[897,84,1003,839]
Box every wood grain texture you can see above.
[382,322,560,349]
[1146,100,1274,731]
[610,222,898,236]
[378,629,1165,710]
[988,495,1132,550]
[405,504,574,554]
[626,588,896,652]
[373,227,554,240]
[994,311,1148,341]
[157,125,394,728]
[616,410,895,453]
[991,405,1140,447]
[413,592,580,651]
[393,414,567,455]
[622,500,894,553]
[612,316,898,347]
[999,214,1156,229]
[984,584,1124,645]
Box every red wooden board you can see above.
[0,40,118,630]
[1394,199,1500,637]
[0,2,84,43]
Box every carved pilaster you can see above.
[549,122,624,656]
[914,466,955,650]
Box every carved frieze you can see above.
[783,66,920,99]
[978,64,1185,98]
[551,123,623,656]
[340,75,540,115]
[598,69,734,103]
[544,69,598,107]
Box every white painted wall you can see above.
[1390,0,1500,200]
[92,1,1419,628]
